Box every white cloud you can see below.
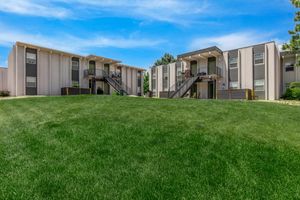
[0,0,210,24]
[0,0,70,18]
[0,25,165,53]
[70,0,209,24]
[189,31,279,51]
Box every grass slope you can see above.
[0,96,300,199]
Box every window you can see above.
[229,57,238,65]
[72,58,79,88]
[285,63,294,72]
[89,61,96,75]
[163,65,169,91]
[176,62,183,88]
[254,53,264,65]
[137,71,142,87]
[26,77,36,88]
[152,79,156,90]
[230,81,238,89]
[26,52,37,64]
[254,79,265,91]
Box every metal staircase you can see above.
[104,76,128,95]
[169,76,200,98]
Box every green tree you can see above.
[154,53,176,66]
[283,0,300,66]
[143,72,149,94]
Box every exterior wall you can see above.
[239,47,254,91]
[0,68,8,91]
[266,42,280,100]
[151,42,282,100]
[132,69,137,95]
[6,43,144,96]
[157,65,163,98]
[8,47,15,96]
[17,46,25,96]
[169,63,176,89]
[282,54,300,94]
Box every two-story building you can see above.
[4,42,145,96]
[150,41,299,100]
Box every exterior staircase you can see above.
[104,76,128,95]
[169,76,200,98]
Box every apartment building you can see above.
[149,41,297,100]
[4,42,144,96]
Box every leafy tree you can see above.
[143,72,149,94]
[154,53,176,66]
[283,0,300,66]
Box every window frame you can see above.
[26,76,37,88]
[254,52,265,65]
[254,79,265,91]
[26,52,37,64]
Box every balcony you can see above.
[84,69,121,80]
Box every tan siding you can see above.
[240,47,253,90]
[169,63,176,88]
[50,53,60,95]
[0,68,8,91]
[127,68,132,94]
[132,69,137,95]
[8,47,15,96]
[38,51,50,95]
[17,46,25,96]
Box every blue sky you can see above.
[0,0,296,68]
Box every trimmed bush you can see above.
[0,90,10,97]
[283,82,300,100]
[290,82,300,88]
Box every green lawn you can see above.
[1,96,300,199]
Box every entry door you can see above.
[190,84,197,98]
[208,57,216,75]
[208,81,216,99]
[190,61,197,77]
[103,82,110,95]
[104,64,110,76]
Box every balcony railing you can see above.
[84,69,121,79]
[197,66,223,77]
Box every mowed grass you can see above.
[0,96,300,199]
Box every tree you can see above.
[283,0,300,66]
[154,53,176,66]
[143,72,149,94]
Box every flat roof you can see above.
[280,51,299,57]
[16,41,83,58]
[224,41,276,52]
[86,55,121,64]
[177,46,223,59]
[16,41,121,64]
[117,63,146,71]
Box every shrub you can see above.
[282,82,300,100]
[0,90,10,97]
[290,82,300,88]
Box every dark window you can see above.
[176,62,183,89]
[208,57,216,75]
[286,64,294,72]
[72,57,79,88]
[162,65,169,91]
[151,68,156,90]
[26,48,37,95]
[89,61,95,75]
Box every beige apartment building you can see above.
[150,41,299,100]
[3,42,144,96]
